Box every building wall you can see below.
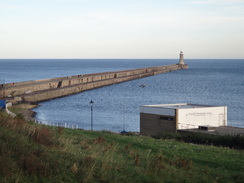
[140,113,176,136]
[177,107,227,129]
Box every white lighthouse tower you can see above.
[179,51,185,65]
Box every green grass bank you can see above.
[0,110,244,183]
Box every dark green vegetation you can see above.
[153,132,244,149]
[0,111,244,183]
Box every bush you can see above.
[29,127,57,146]
[154,132,244,149]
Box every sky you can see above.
[0,0,244,59]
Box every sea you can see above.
[0,59,244,132]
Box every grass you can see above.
[0,110,244,183]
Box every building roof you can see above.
[141,103,225,109]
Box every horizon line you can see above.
[0,58,243,60]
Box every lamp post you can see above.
[90,100,94,131]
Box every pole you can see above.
[90,100,94,131]
[91,104,93,131]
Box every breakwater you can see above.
[1,64,188,103]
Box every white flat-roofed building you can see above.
[140,103,227,136]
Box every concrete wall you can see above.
[22,71,155,102]
[5,102,16,117]
[140,113,177,136]
[2,64,188,103]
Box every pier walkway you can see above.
[1,64,188,103]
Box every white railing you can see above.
[35,119,81,129]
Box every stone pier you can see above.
[1,64,188,103]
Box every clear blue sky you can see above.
[0,0,244,59]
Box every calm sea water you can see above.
[0,59,244,131]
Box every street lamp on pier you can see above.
[90,100,94,131]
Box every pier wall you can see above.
[2,64,188,103]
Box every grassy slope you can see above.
[0,111,244,183]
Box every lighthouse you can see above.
[179,51,185,65]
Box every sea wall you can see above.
[2,64,188,103]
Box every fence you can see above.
[35,119,81,129]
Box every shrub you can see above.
[19,154,50,176]
[154,132,244,149]
[29,127,57,146]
